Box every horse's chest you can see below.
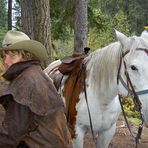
[76,96,120,131]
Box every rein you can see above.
[118,95,143,148]
[117,48,148,148]
[82,62,98,148]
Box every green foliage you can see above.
[50,0,75,41]
[88,10,131,50]
[88,8,106,32]
[98,0,148,35]
[51,0,106,41]
[0,0,7,46]
[0,0,7,27]
[122,97,141,122]
[50,0,147,44]
[0,27,7,47]
[127,0,148,34]
[52,39,73,60]
[111,10,131,35]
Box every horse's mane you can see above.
[85,41,122,91]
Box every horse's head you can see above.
[116,30,148,127]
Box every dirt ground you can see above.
[84,116,148,148]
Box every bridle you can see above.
[117,48,148,148]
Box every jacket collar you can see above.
[3,60,41,81]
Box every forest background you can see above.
[0,0,148,59]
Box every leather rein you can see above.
[117,48,148,148]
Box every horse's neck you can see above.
[86,42,121,99]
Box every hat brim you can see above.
[0,40,48,61]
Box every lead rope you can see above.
[118,95,143,148]
[82,63,98,148]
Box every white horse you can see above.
[45,30,148,148]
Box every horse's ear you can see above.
[114,29,129,47]
[141,30,148,40]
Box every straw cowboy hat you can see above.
[1,30,48,61]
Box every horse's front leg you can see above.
[72,125,86,148]
[97,123,116,148]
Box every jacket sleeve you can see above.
[0,95,36,148]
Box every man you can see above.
[0,30,72,148]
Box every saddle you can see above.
[54,48,90,90]
[58,47,90,75]
[52,53,86,90]
[57,50,89,138]
[59,53,86,74]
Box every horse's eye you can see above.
[130,65,138,71]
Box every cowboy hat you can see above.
[0,30,48,61]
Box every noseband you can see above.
[117,48,148,148]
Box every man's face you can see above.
[2,50,23,70]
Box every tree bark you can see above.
[32,0,52,59]
[20,0,34,39]
[20,0,52,62]
[8,0,12,30]
[74,0,88,53]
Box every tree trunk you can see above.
[32,0,52,60]
[74,0,88,53]
[20,0,52,62]
[8,0,12,30]
[20,0,34,39]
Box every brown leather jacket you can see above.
[0,60,72,148]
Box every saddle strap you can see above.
[82,63,98,148]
